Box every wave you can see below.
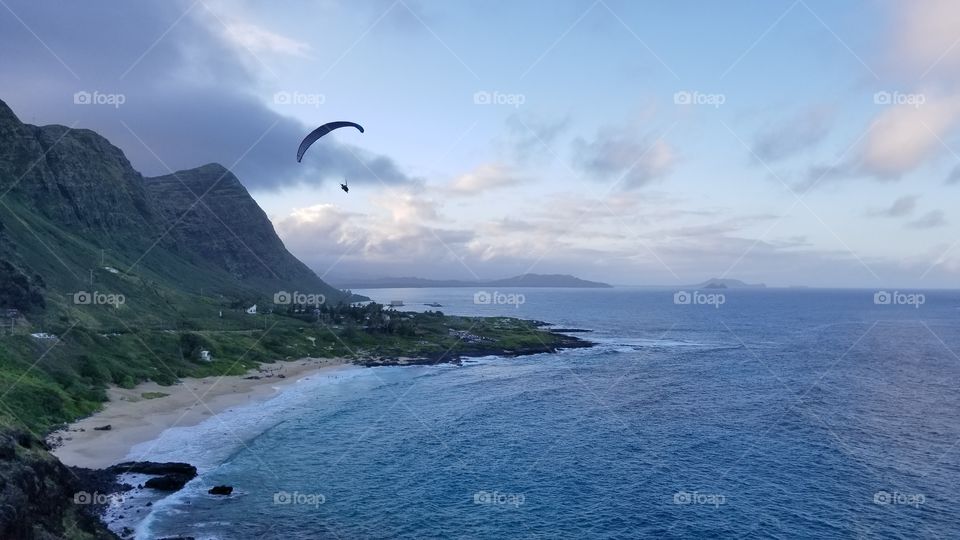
[584,337,743,355]
[130,365,372,539]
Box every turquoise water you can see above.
[138,288,960,538]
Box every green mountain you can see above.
[0,99,350,325]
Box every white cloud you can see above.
[857,95,960,179]
[445,163,525,195]
[890,0,960,81]
[221,21,311,58]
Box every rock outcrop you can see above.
[0,427,116,539]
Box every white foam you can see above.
[128,365,372,539]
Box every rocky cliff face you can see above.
[0,101,159,239]
[0,427,116,539]
[0,98,344,303]
[145,164,333,291]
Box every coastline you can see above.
[48,329,592,470]
[50,357,349,469]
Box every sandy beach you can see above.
[51,357,350,469]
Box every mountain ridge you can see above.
[0,98,349,316]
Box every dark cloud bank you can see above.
[0,0,410,190]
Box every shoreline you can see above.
[49,330,593,470]
[50,357,350,469]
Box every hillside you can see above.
[334,273,613,289]
[0,99,348,317]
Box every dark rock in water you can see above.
[144,473,194,491]
[208,485,233,495]
[93,424,112,431]
[105,461,198,492]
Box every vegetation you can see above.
[0,299,582,434]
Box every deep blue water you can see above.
[137,288,960,539]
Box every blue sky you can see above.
[2,0,958,287]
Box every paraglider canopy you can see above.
[296,121,364,163]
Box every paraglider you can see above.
[340,180,349,193]
[296,121,364,163]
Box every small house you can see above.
[199,350,212,362]
[246,304,257,315]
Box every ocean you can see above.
[132,287,960,539]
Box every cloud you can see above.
[945,164,960,184]
[370,185,440,222]
[801,2,960,189]
[503,113,571,163]
[751,108,831,162]
[274,197,476,279]
[445,163,525,195]
[572,127,675,189]
[0,0,412,191]
[866,195,918,218]
[889,0,960,82]
[857,95,960,179]
[802,94,960,188]
[906,210,947,229]
[220,21,312,58]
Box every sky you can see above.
[1,0,959,287]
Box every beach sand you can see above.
[51,357,350,469]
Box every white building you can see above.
[246,304,257,314]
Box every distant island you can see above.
[333,273,613,289]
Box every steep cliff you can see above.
[0,98,346,310]
[145,164,339,296]
[0,426,116,539]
